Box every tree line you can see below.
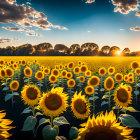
[0,42,139,56]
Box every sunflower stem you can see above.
[108,90,111,111]
[50,115,53,127]
[93,93,95,114]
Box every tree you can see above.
[101,46,110,55]
[109,46,120,56]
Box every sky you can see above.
[0,0,140,51]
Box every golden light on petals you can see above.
[135,68,140,75]
[67,79,76,87]
[77,110,135,140]
[104,77,114,90]
[73,66,80,74]
[10,80,19,91]
[85,70,91,77]
[39,87,68,117]
[35,71,44,80]
[21,85,41,106]
[21,60,26,66]
[131,61,139,70]
[71,91,90,119]
[114,73,123,82]
[61,70,67,78]
[124,75,128,81]
[52,69,59,77]
[128,73,134,77]
[114,84,132,108]
[128,77,134,84]
[68,62,74,69]
[49,75,57,83]
[5,68,14,77]
[85,86,94,95]
[79,76,85,82]
[66,72,73,79]
[44,68,50,75]
[88,76,100,87]
[80,65,88,73]
[99,67,106,76]
[0,69,6,78]
[24,67,32,77]
[127,85,132,93]
[108,67,115,75]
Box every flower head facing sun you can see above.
[85,70,91,77]
[5,67,14,77]
[115,73,123,82]
[79,76,85,83]
[124,75,128,82]
[99,67,106,76]
[131,61,139,70]
[66,72,73,79]
[88,76,100,87]
[52,69,59,77]
[114,84,132,108]
[128,77,134,84]
[135,68,140,75]
[49,75,57,83]
[108,67,115,75]
[67,79,76,87]
[74,66,80,74]
[35,71,44,80]
[85,86,94,95]
[21,85,41,106]
[104,77,114,90]
[71,91,90,119]
[24,67,32,77]
[44,68,50,75]
[77,110,135,140]
[61,70,67,78]
[39,87,68,117]
[68,62,74,69]
[10,80,19,91]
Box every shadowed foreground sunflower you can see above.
[0,110,15,140]
[71,91,90,119]
[114,84,132,108]
[39,87,68,117]
[21,85,41,106]
[77,110,135,140]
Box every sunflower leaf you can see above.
[134,90,139,96]
[39,118,50,126]
[119,114,140,128]
[89,96,99,100]
[24,79,29,82]
[112,106,119,110]
[101,101,108,106]
[100,88,105,91]
[2,87,9,91]
[123,107,140,112]
[102,94,109,99]
[35,112,43,116]
[69,127,79,140]
[21,107,32,114]
[53,116,69,126]
[22,116,37,131]
[4,94,13,102]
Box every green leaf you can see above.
[101,101,108,106]
[100,88,105,91]
[124,107,140,112]
[39,118,50,126]
[3,87,9,91]
[112,106,119,110]
[35,112,43,117]
[134,90,139,96]
[69,127,79,140]
[89,96,99,100]
[119,114,140,128]
[4,94,13,102]
[53,116,69,126]
[21,107,32,114]
[42,125,58,140]
[22,116,37,131]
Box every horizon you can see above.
[0,0,140,51]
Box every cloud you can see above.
[26,2,31,5]
[0,38,19,43]
[130,26,140,31]
[120,29,125,31]
[2,26,34,32]
[111,0,140,14]
[0,0,67,30]
[26,33,41,36]
[86,0,95,4]
[87,30,91,32]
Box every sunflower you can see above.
[13,63,18,69]
[114,84,132,108]
[67,79,76,87]
[18,60,21,65]
[99,67,106,76]
[0,110,15,140]
[128,77,134,84]
[61,70,67,78]
[55,65,59,69]
[44,68,50,75]
[135,68,140,75]
[77,110,135,140]
[114,73,123,82]
[78,61,82,65]
[49,75,57,83]
[73,66,80,74]
[124,75,128,82]
[10,80,19,91]
[88,76,100,87]
[21,85,41,106]
[24,67,32,77]
[85,70,91,77]
[59,64,63,70]
[108,67,115,75]
[104,77,114,90]
[5,67,14,77]
[85,86,94,95]
[35,71,44,80]
[71,91,90,119]
[68,62,74,69]
[127,85,132,93]
[131,61,139,70]
[0,60,4,66]
[80,65,88,73]
[79,76,85,82]
[21,60,26,66]
[10,60,14,65]
[0,69,6,78]
[52,69,59,77]
[39,87,68,117]
[128,73,134,77]
[66,72,73,79]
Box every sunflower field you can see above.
[0,58,140,140]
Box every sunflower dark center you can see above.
[117,88,129,103]
[1,70,5,77]
[62,71,66,76]
[12,82,18,89]
[26,87,38,100]
[85,126,117,140]
[100,69,105,74]
[69,80,74,86]
[87,87,92,92]
[116,75,122,80]
[132,63,139,69]
[106,79,113,89]
[51,76,56,81]
[109,68,113,73]
[37,72,43,78]
[25,69,31,75]
[6,69,12,76]
[69,63,73,68]
[75,68,79,73]
[74,99,87,114]
[90,78,98,86]
[53,70,58,76]
[45,94,62,110]
[81,66,86,72]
